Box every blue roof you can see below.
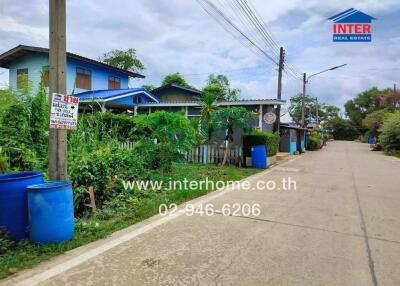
[329,8,376,23]
[75,88,159,103]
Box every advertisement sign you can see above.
[329,8,376,42]
[49,93,79,130]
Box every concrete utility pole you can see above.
[48,0,67,180]
[315,97,319,125]
[301,73,306,127]
[275,47,285,132]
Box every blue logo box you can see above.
[333,34,372,42]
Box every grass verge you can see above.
[0,163,260,280]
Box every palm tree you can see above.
[199,91,217,143]
[212,107,256,165]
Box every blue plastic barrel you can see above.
[368,136,376,144]
[0,172,44,241]
[27,181,74,244]
[251,145,267,168]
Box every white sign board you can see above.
[50,93,79,130]
[263,112,276,124]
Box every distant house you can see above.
[280,123,307,154]
[151,83,201,102]
[0,45,144,93]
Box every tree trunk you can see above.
[221,140,229,166]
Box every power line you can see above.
[197,0,279,65]
[197,0,275,65]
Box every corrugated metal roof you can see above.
[75,88,159,103]
[151,83,202,95]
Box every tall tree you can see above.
[344,87,392,132]
[206,74,240,101]
[161,72,193,89]
[289,93,340,125]
[101,48,145,73]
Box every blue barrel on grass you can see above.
[27,181,74,244]
[251,145,267,168]
[0,171,44,241]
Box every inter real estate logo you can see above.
[329,8,376,42]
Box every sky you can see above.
[0,0,399,114]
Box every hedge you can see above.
[243,131,280,157]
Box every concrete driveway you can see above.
[3,141,400,286]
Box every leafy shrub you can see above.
[133,111,196,172]
[243,131,280,157]
[69,145,148,214]
[380,112,400,152]
[0,228,14,255]
[0,85,48,171]
[307,132,323,150]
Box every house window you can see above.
[108,76,120,89]
[41,66,49,87]
[17,68,28,89]
[76,68,91,90]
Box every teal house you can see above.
[0,45,145,93]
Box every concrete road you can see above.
[3,141,400,286]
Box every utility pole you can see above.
[315,97,319,125]
[275,47,285,132]
[301,73,306,127]
[48,0,67,180]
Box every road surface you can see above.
[3,141,400,286]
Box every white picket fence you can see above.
[186,145,241,165]
[119,142,241,166]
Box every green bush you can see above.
[0,228,14,255]
[133,111,196,172]
[243,131,280,157]
[380,112,400,152]
[307,132,323,150]
[69,144,149,214]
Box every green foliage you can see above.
[133,111,196,172]
[344,87,393,131]
[69,145,147,214]
[161,72,194,89]
[380,112,400,152]
[212,107,256,165]
[0,228,14,255]
[307,132,323,150]
[205,74,240,101]
[323,117,359,140]
[243,130,280,157]
[199,91,217,143]
[212,107,256,142]
[363,109,389,131]
[142,84,156,91]
[101,48,145,72]
[264,132,280,156]
[289,93,339,125]
[0,89,18,122]
[0,86,48,171]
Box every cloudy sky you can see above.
[0,0,399,112]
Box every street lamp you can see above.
[301,64,347,126]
